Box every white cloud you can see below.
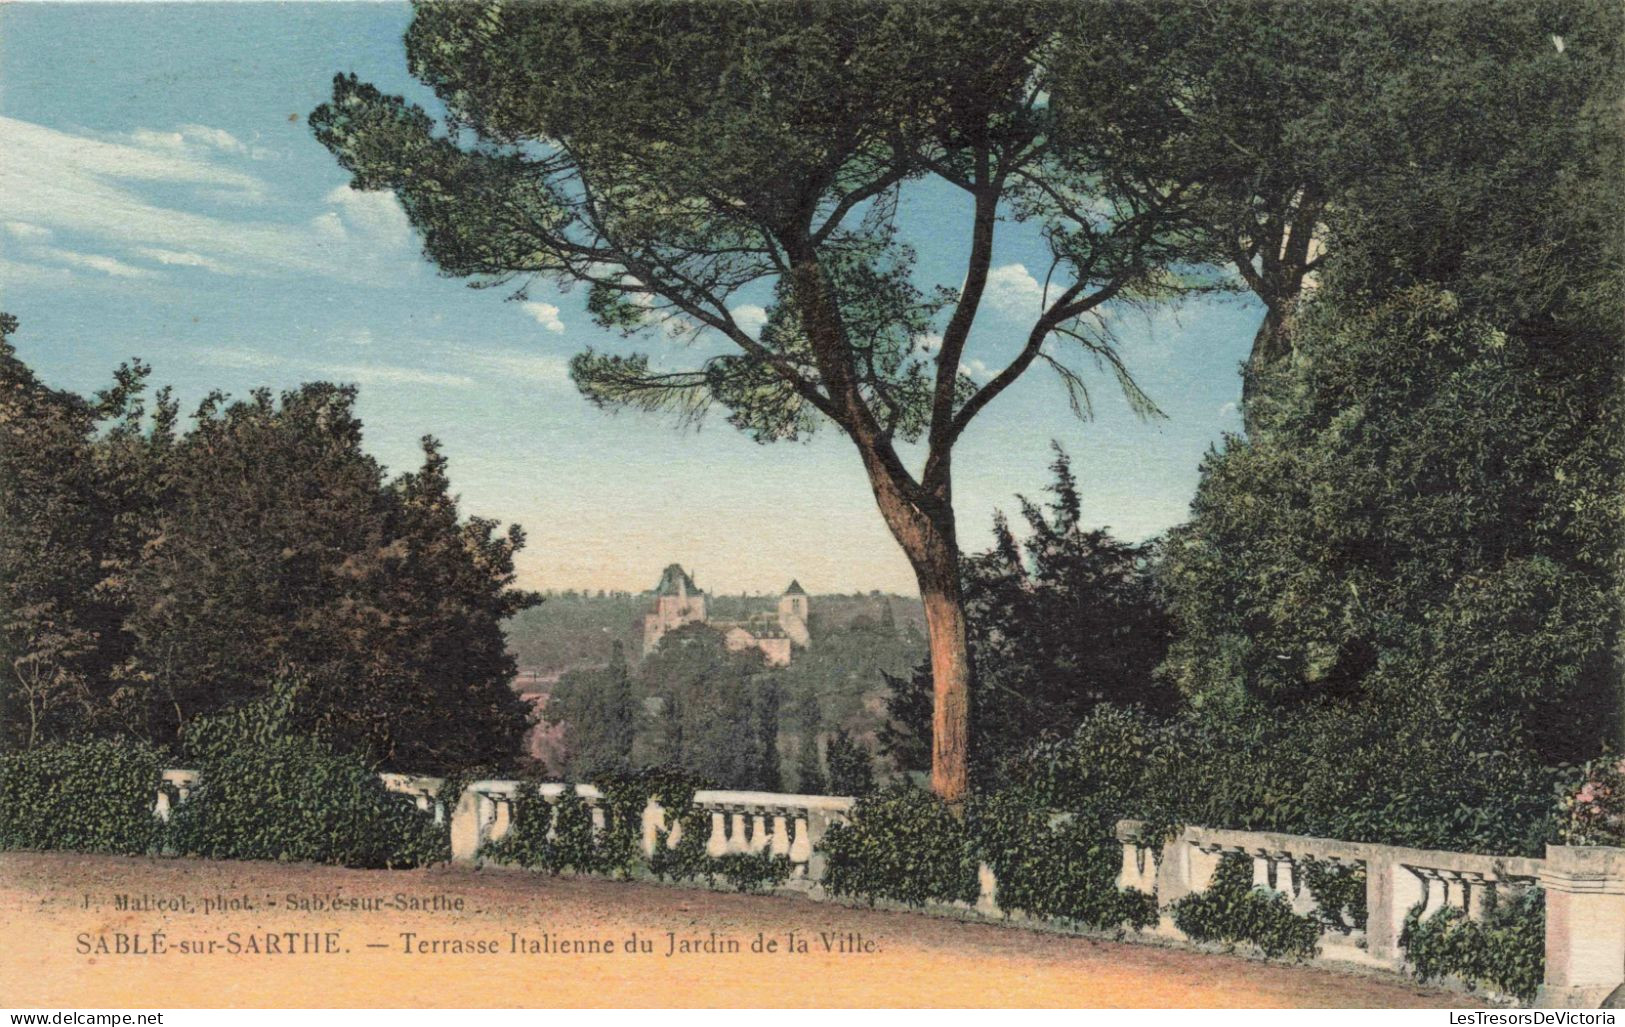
[1218,401,1240,421]
[462,349,571,385]
[913,332,944,355]
[729,304,768,335]
[1,117,265,195]
[0,117,420,285]
[322,185,414,248]
[188,342,478,391]
[318,363,476,389]
[126,124,265,160]
[984,263,1047,317]
[3,221,52,241]
[959,358,994,382]
[134,247,234,275]
[521,301,566,333]
[37,247,157,279]
[192,345,284,370]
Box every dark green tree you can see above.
[1071,1,1621,408]
[883,447,1176,780]
[0,315,161,749]
[825,728,876,796]
[639,624,775,789]
[547,641,639,780]
[1159,285,1621,765]
[793,687,827,794]
[311,0,1216,799]
[1158,0,1625,757]
[120,385,538,770]
[752,673,784,792]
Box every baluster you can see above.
[1465,875,1493,920]
[787,811,813,876]
[706,809,729,857]
[641,800,666,857]
[726,810,751,854]
[1419,870,1446,917]
[490,792,513,845]
[769,812,792,857]
[748,812,771,854]
[1252,850,1272,891]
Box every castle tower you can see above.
[777,579,810,647]
[643,563,707,655]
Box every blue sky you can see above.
[0,2,1260,595]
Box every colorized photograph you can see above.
[1,0,1621,1012]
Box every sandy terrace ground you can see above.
[0,851,1479,1008]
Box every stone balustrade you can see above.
[151,768,200,822]
[378,772,448,823]
[445,780,854,883]
[1115,820,1623,1005]
[685,790,854,884]
[146,769,1623,1007]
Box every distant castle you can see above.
[642,564,810,666]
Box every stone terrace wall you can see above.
[150,771,1625,1007]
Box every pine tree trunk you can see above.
[855,451,972,802]
[919,573,972,803]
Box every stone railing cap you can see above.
[693,789,856,811]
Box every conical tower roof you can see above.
[783,579,807,596]
[653,564,700,597]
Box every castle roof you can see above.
[783,579,807,596]
[652,563,700,597]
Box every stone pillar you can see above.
[1464,875,1494,921]
[641,800,666,858]
[1158,838,1219,908]
[976,862,1001,916]
[1537,844,1625,1008]
[449,785,482,863]
[1366,855,1426,967]
[803,810,833,881]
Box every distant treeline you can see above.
[534,595,926,789]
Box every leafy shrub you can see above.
[967,791,1157,930]
[712,851,794,893]
[647,807,715,883]
[1170,853,1321,960]
[1300,858,1367,933]
[1401,888,1545,1002]
[1003,704,1180,837]
[0,739,167,854]
[1010,701,1568,858]
[486,789,610,874]
[167,732,444,868]
[820,787,980,907]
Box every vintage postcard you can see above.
[1,0,1621,1016]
